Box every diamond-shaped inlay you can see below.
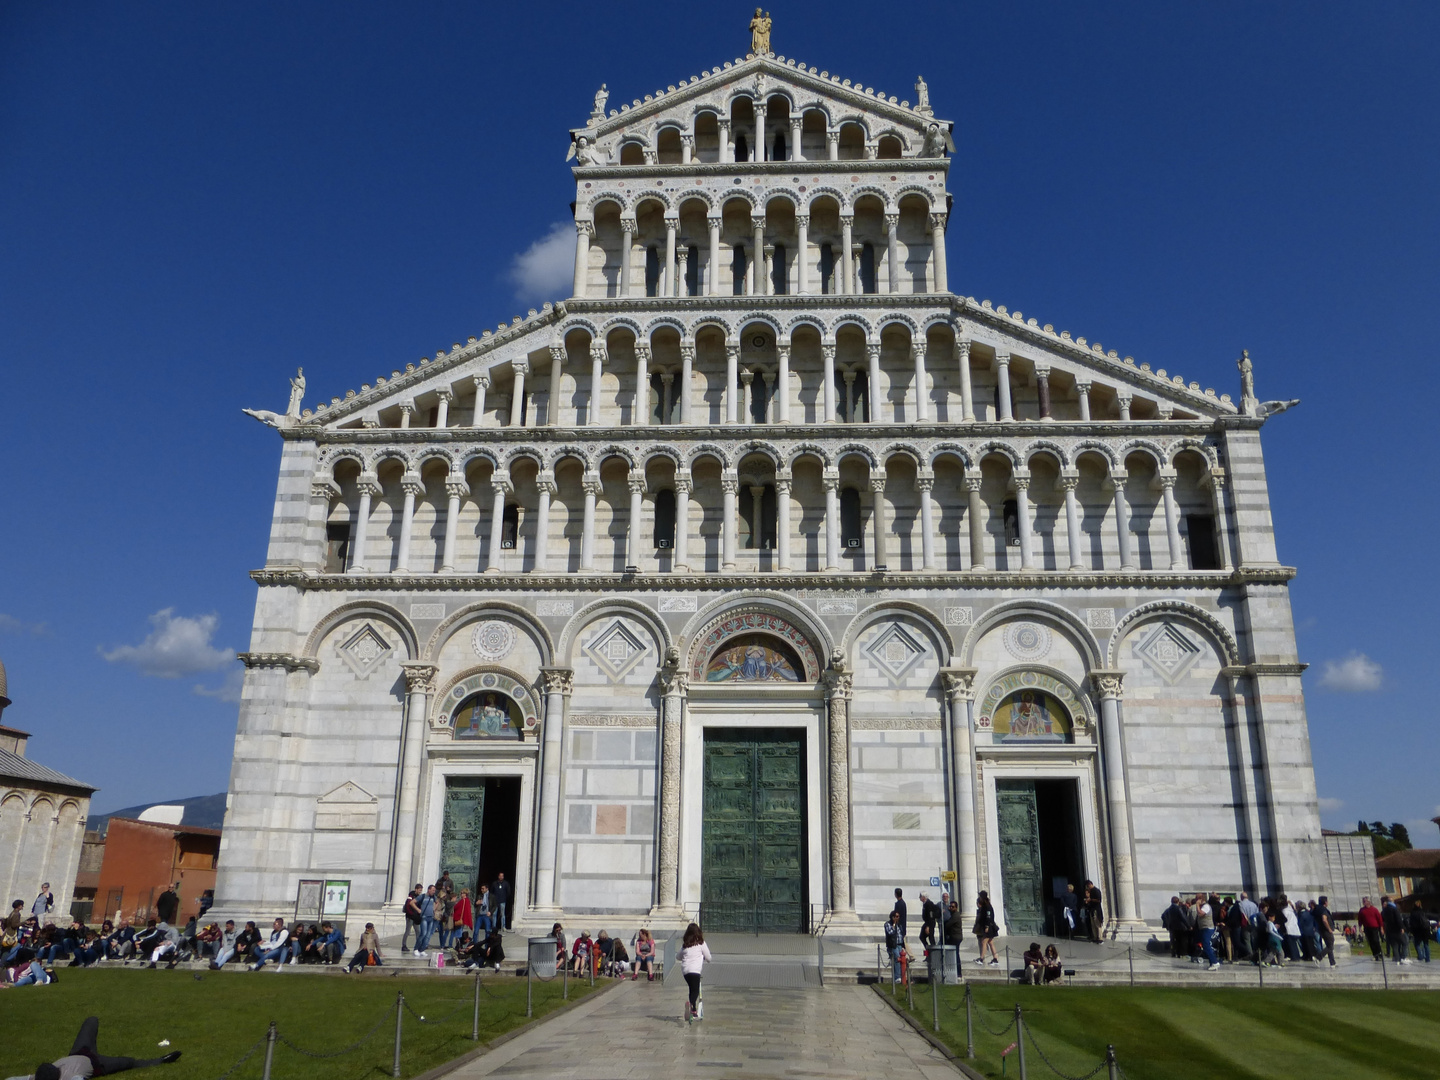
[864,623,928,683]
[1134,622,1202,684]
[582,619,650,682]
[337,623,392,679]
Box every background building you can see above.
[213,42,1326,939]
[90,815,221,926]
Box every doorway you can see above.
[438,775,521,898]
[701,728,806,932]
[995,779,1084,936]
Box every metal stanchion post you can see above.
[1015,1005,1027,1080]
[818,934,825,988]
[261,1022,276,1080]
[1258,958,1264,988]
[907,962,914,1009]
[1006,945,1010,982]
[563,955,569,999]
[392,993,404,1079]
[472,970,481,1041]
[1106,1044,1119,1080]
[930,950,939,1033]
[1381,953,1389,990]
[1128,946,1134,988]
[589,951,595,987]
[527,961,533,1017]
[965,987,975,1059]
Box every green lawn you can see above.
[1,968,596,1080]
[886,982,1440,1080]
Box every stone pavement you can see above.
[449,977,958,1080]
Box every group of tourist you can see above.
[1354,895,1433,964]
[548,923,659,980]
[399,872,513,959]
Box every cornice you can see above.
[249,567,1295,592]
[237,651,320,673]
[573,159,948,181]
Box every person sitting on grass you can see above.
[346,923,383,971]
[147,921,182,969]
[1021,941,1045,985]
[1043,945,1063,985]
[8,956,53,987]
[196,922,221,959]
[14,1016,181,1079]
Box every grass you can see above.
[886,982,1440,1080]
[0,968,596,1080]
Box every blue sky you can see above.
[2,2,1436,838]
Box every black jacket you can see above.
[1381,904,1403,935]
[491,879,513,906]
[1409,910,1432,941]
[156,890,180,925]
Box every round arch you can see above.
[303,600,419,661]
[422,600,555,665]
[959,599,1102,671]
[1106,600,1240,669]
[557,596,673,665]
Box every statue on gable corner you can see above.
[590,84,608,122]
[915,75,931,113]
[567,135,606,166]
[923,123,944,158]
[1237,349,1257,416]
[287,367,305,417]
[750,8,772,55]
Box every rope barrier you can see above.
[401,996,474,1027]
[209,1033,268,1080]
[964,986,1017,1037]
[274,1000,397,1058]
[1022,1024,1109,1080]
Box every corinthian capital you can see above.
[1089,669,1125,701]
[401,662,439,695]
[940,667,979,701]
[542,666,574,696]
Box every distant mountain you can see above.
[89,792,226,835]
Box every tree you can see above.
[1390,823,1412,849]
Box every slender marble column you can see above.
[675,246,689,298]
[822,344,837,423]
[776,475,792,570]
[619,218,635,296]
[633,343,650,426]
[394,474,423,573]
[725,345,739,424]
[1117,392,1132,421]
[884,213,900,294]
[823,473,840,570]
[718,118,732,163]
[1076,380,1092,421]
[1209,471,1233,570]
[680,133,693,165]
[389,663,437,904]
[870,475,887,568]
[654,658,686,913]
[965,477,986,570]
[721,473,738,570]
[571,221,593,299]
[547,346,564,427]
[1090,671,1139,926]
[440,478,467,572]
[434,388,452,429]
[824,663,855,916]
[741,370,755,425]
[1060,473,1083,571]
[627,476,645,567]
[663,218,677,297]
[795,214,809,294]
[752,217,766,295]
[1035,364,1052,420]
[912,342,928,422]
[840,216,854,294]
[349,475,378,573]
[929,213,948,293]
[917,475,936,570]
[1111,470,1135,569]
[707,216,722,297]
[790,118,802,161]
[1160,471,1184,569]
[588,341,606,427]
[748,484,765,551]
[1014,473,1034,570]
[995,352,1013,421]
[534,667,572,909]
[957,340,975,421]
[533,474,554,572]
[843,369,856,423]
[673,474,691,571]
[776,345,791,423]
[866,344,882,423]
[398,402,414,429]
[679,343,694,424]
[755,104,767,160]
[659,373,673,426]
[579,475,600,571]
[306,478,340,572]
[826,130,839,161]
[509,360,528,427]
[485,473,511,573]
[471,374,489,427]
[941,668,980,917]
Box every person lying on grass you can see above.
[6,1016,181,1080]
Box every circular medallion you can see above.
[481,673,498,688]
[1002,622,1052,662]
[472,621,516,663]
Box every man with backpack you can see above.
[401,885,423,954]
[1225,895,1252,961]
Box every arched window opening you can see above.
[840,487,863,549]
[653,488,677,549]
[818,243,835,295]
[324,522,351,572]
[749,372,769,423]
[619,142,645,165]
[772,131,787,161]
[877,134,904,159]
[735,133,750,162]
[1186,513,1220,570]
[1003,498,1020,547]
[453,691,524,740]
[859,243,877,293]
[685,244,701,296]
[645,246,661,297]
[731,245,747,296]
[500,504,520,549]
[771,243,787,294]
[657,127,683,165]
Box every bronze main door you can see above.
[701,728,805,933]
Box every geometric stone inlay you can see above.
[863,622,928,684]
[1002,621,1052,662]
[471,620,517,662]
[336,622,392,679]
[536,598,574,616]
[943,606,974,626]
[1084,607,1116,629]
[1133,621,1202,685]
[582,619,650,682]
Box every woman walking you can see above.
[974,891,1000,966]
[678,922,711,1022]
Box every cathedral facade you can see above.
[213,45,1325,939]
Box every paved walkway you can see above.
[450,977,956,1080]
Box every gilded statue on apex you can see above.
[750,9,772,55]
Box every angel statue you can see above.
[750,8,772,55]
[286,367,305,417]
[566,136,606,166]
[590,84,608,122]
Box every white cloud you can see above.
[193,667,244,704]
[1317,652,1383,693]
[0,613,50,637]
[507,222,574,304]
[1317,796,1344,812]
[101,609,236,679]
